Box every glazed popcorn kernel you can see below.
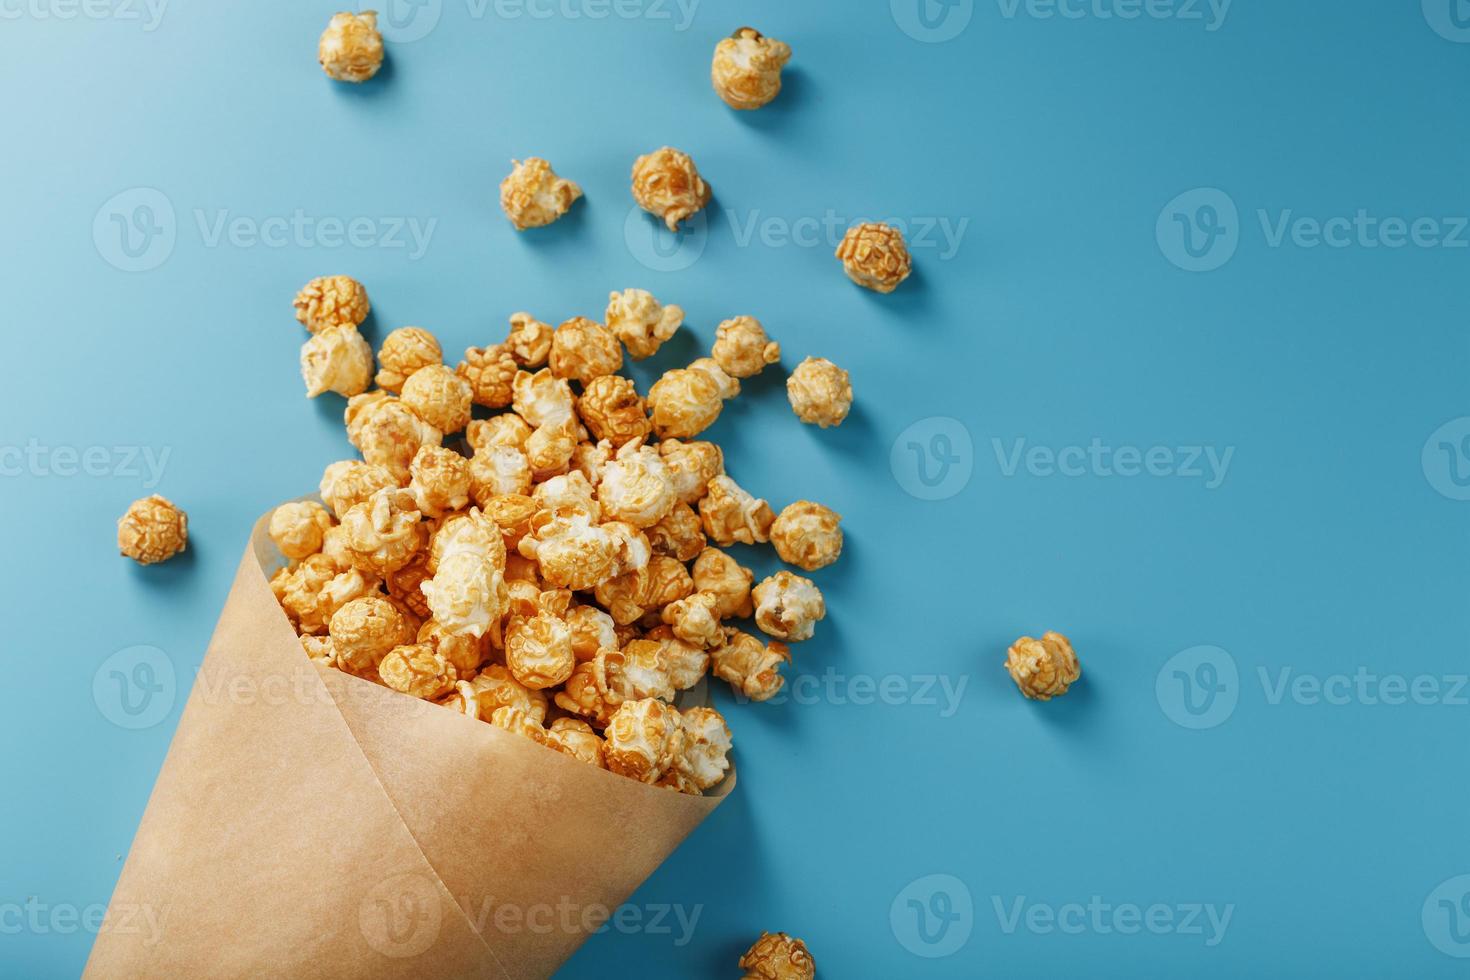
[505,312,554,368]
[489,705,550,744]
[505,597,575,689]
[469,445,533,505]
[604,697,682,784]
[301,634,337,668]
[549,317,623,386]
[644,626,710,691]
[786,356,852,429]
[631,146,711,232]
[554,660,618,728]
[457,344,518,410]
[753,571,825,643]
[384,551,433,620]
[408,445,471,518]
[422,550,507,640]
[545,717,606,768]
[482,493,538,550]
[770,501,843,571]
[300,325,374,399]
[525,419,580,481]
[692,546,753,619]
[467,664,548,723]
[566,603,617,662]
[647,360,739,440]
[710,629,790,702]
[499,157,583,231]
[340,488,425,577]
[739,931,815,980]
[647,501,706,563]
[400,364,473,435]
[318,11,384,83]
[605,288,684,360]
[294,274,369,334]
[577,375,652,448]
[379,644,455,700]
[661,591,725,650]
[532,470,601,521]
[271,555,378,635]
[329,595,408,674]
[375,326,442,393]
[517,510,618,591]
[512,368,576,429]
[1005,630,1081,701]
[836,221,912,294]
[268,500,333,561]
[597,440,677,529]
[345,392,443,480]
[466,413,533,454]
[319,459,398,519]
[666,706,732,794]
[712,316,781,379]
[658,439,724,504]
[699,474,775,547]
[711,27,792,111]
[571,438,613,488]
[117,494,188,565]
[417,618,484,679]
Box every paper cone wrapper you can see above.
[85,510,734,979]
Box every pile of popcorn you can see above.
[273,276,848,795]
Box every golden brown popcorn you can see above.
[595,554,692,626]
[329,595,408,674]
[482,493,538,550]
[644,626,709,691]
[603,697,682,783]
[466,413,533,454]
[379,644,455,700]
[604,521,653,577]
[505,312,554,368]
[384,551,433,619]
[597,440,677,528]
[418,619,486,679]
[646,501,706,562]
[271,555,378,635]
[344,393,443,480]
[458,344,518,409]
[549,317,623,386]
[576,375,651,447]
[712,316,781,379]
[605,288,683,360]
[525,419,580,481]
[436,681,481,720]
[408,446,471,518]
[117,494,188,565]
[739,931,815,980]
[836,221,912,293]
[668,706,732,793]
[505,597,575,689]
[294,274,369,333]
[691,547,753,619]
[466,664,547,723]
[711,27,792,110]
[532,471,601,520]
[661,591,725,650]
[566,604,617,662]
[375,326,442,393]
[1005,631,1080,701]
[544,717,605,767]
[400,364,473,435]
[711,629,790,702]
[570,439,613,487]
[599,643,675,704]
[320,523,354,571]
[489,705,549,744]
[301,634,337,668]
[339,488,425,577]
[699,475,775,546]
[647,360,738,440]
[421,551,506,640]
[469,445,533,504]
[268,500,333,561]
[300,325,373,398]
[499,158,583,231]
[752,571,825,642]
[770,501,843,571]
[319,459,398,519]
[512,368,576,429]
[658,439,724,504]
[318,11,383,83]
[786,356,852,429]
[427,508,506,575]
[554,660,618,728]
[518,509,618,591]
[631,147,711,232]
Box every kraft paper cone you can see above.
[85,509,733,979]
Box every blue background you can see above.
[3,0,1469,976]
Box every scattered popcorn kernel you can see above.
[117,494,188,565]
[604,697,682,783]
[647,360,738,440]
[658,439,724,504]
[319,459,398,519]
[752,571,825,642]
[408,446,471,518]
[489,705,549,744]
[646,501,706,562]
[421,551,506,640]
[466,414,533,454]
[467,664,547,723]
[482,493,538,550]
[692,546,753,618]
[458,344,518,409]
[318,11,384,83]
[577,375,651,447]
[340,488,425,577]
[379,644,455,700]
[549,317,623,386]
[518,509,618,591]
[631,147,711,232]
[545,717,606,767]
[300,325,373,398]
[605,288,683,360]
[786,356,852,429]
[566,604,618,662]
[294,274,369,333]
[836,221,912,293]
[418,619,484,679]
[512,368,577,429]
[712,316,780,379]
[269,500,333,561]
[661,591,725,650]
[427,508,506,576]
[645,625,709,691]
[711,27,792,110]
[670,706,732,792]
[739,932,815,980]
[770,500,843,571]
[329,595,408,674]
[504,312,554,368]
[1005,631,1080,701]
[699,475,775,546]
[505,605,576,689]
[469,445,533,505]
[711,629,790,702]
[499,157,582,231]
[345,392,444,480]
[400,364,473,435]
[597,440,677,528]
[376,327,442,393]
[525,418,580,481]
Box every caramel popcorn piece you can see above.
[117,494,188,565]
[576,375,651,448]
[339,488,424,577]
[294,274,369,333]
[329,595,409,674]
[836,221,912,293]
[517,509,618,591]
[554,660,618,728]
[318,11,383,83]
[300,325,373,398]
[599,642,675,704]
[525,418,580,481]
[597,440,676,529]
[1005,630,1080,701]
[458,344,518,409]
[752,571,824,642]
[421,551,506,640]
[770,500,843,571]
[466,413,533,454]
[661,591,725,650]
[605,288,683,360]
[549,317,623,386]
[271,555,378,635]
[545,717,605,767]
[482,493,538,550]
[301,634,337,668]
[631,146,711,232]
[647,359,738,440]
[345,392,443,480]
[427,508,506,575]
[512,368,577,429]
[505,600,575,689]
[603,697,682,783]
[504,312,554,368]
[691,546,753,618]
[319,459,398,519]
[375,326,442,393]
[400,364,473,435]
[566,603,617,661]
[532,471,600,521]
[658,439,724,504]
[466,664,547,723]
[667,706,732,793]
[786,356,852,429]
[489,705,549,744]
[646,501,706,562]
[644,626,709,691]
[379,644,455,700]
[711,629,790,702]
[711,27,792,111]
[268,500,333,561]
[469,444,533,504]
[739,931,815,980]
[408,445,470,518]
[499,158,582,231]
[384,551,433,620]
[417,618,485,679]
[712,315,780,379]
[699,474,775,546]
